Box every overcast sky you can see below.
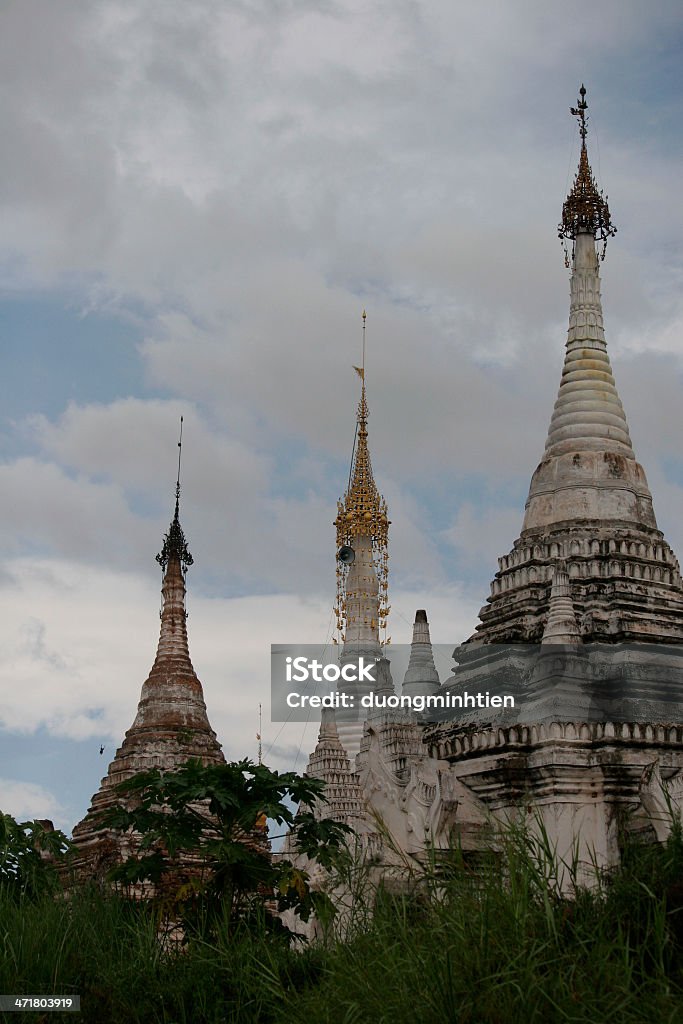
[1,0,682,835]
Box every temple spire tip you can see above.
[175,414,184,508]
[156,417,193,575]
[559,85,616,265]
[334,317,390,648]
[570,83,588,141]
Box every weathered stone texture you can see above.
[472,231,683,645]
[69,519,224,882]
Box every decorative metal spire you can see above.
[334,313,390,643]
[559,85,616,266]
[156,416,194,575]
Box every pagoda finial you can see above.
[156,416,194,575]
[559,85,616,266]
[175,414,184,511]
[337,318,388,549]
[571,83,588,141]
[352,311,367,410]
[361,308,366,373]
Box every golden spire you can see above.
[337,379,387,542]
[559,85,616,266]
[334,313,390,643]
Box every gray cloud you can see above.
[2,0,681,598]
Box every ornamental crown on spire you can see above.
[156,417,194,575]
[559,85,616,264]
[156,488,193,575]
[334,372,389,547]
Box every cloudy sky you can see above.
[1,0,682,835]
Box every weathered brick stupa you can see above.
[70,441,224,881]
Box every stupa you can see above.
[69,431,224,880]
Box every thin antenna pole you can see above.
[346,312,366,494]
[361,309,366,376]
[257,703,262,765]
[176,415,184,502]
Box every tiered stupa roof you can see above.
[305,712,366,825]
[471,87,683,646]
[402,610,440,698]
[541,564,581,645]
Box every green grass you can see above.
[0,884,298,1023]
[281,825,683,1024]
[3,823,683,1024]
